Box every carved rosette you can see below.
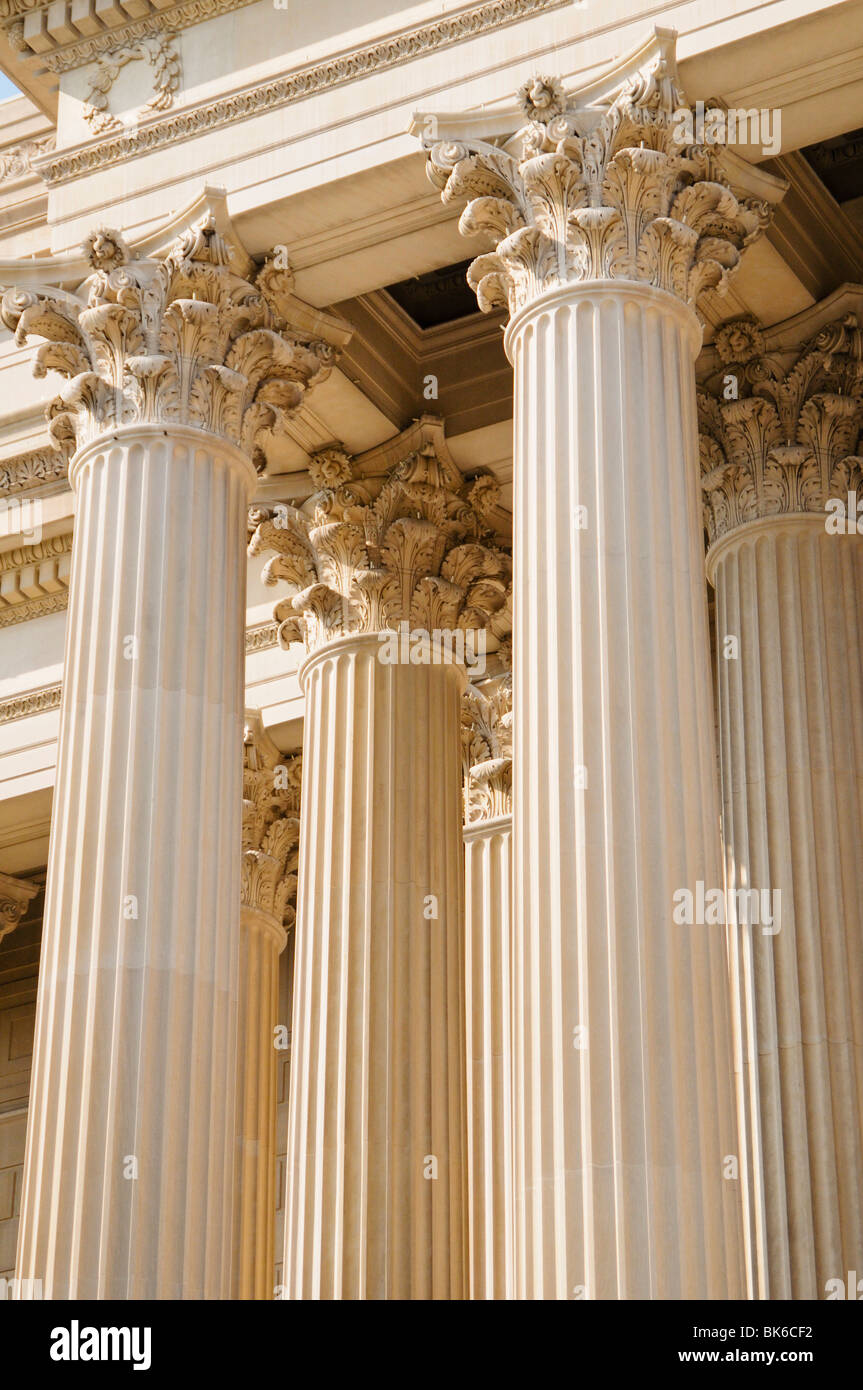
[699,313,863,549]
[422,40,774,318]
[248,441,513,654]
[0,215,339,467]
[461,673,513,824]
[241,713,301,932]
[0,870,39,945]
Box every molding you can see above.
[765,151,863,301]
[1,0,257,71]
[0,134,54,186]
[0,532,72,572]
[245,620,279,653]
[0,532,72,629]
[0,446,68,495]
[0,683,61,723]
[0,589,68,627]
[0,623,280,722]
[34,0,570,185]
[335,285,511,435]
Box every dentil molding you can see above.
[0,0,258,71]
[0,531,71,628]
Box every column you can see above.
[249,434,512,1298]
[461,674,514,1299]
[700,309,863,1300]
[235,713,301,1300]
[422,33,784,1298]
[2,220,344,1298]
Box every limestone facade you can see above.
[0,0,862,1301]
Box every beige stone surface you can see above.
[0,0,861,1304]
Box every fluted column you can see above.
[3,219,347,1299]
[234,713,300,1300]
[700,308,863,1299]
[422,31,784,1298]
[461,675,513,1299]
[250,427,512,1298]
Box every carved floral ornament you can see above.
[461,673,512,823]
[418,33,780,319]
[242,712,301,932]
[248,443,513,655]
[698,313,863,549]
[0,214,343,467]
[83,33,181,137]
[0,870,39,945]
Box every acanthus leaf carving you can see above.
[0,870,39,945]
[699,312,863,547]
[420,33,778,318]
[1,215,346,461]
[242,712,301,932]
[460,672,513,823]
[248,438,513,654]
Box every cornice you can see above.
[34,0,570,185]
[1,0,258,72]
[0,531,72,629]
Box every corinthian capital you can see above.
[0,214,351,465]
[248,424,512,654]
[699,310,863,549]
[242,711,301,932]
[0,870,39,945]
[415,30,784,318]
[461,673,512,824]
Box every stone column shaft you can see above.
[235,722,298,1300]
[284,635,467,1299]
[16,426,252,1298]
[251,423,510,1300]
[3,216,346,1299]
[235,906,286,1299]
[419,31,782,1299]
[713,519,863,1299]
[464,816,513,1299]
[700,306,863,1299]
[507,284,743,1298]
